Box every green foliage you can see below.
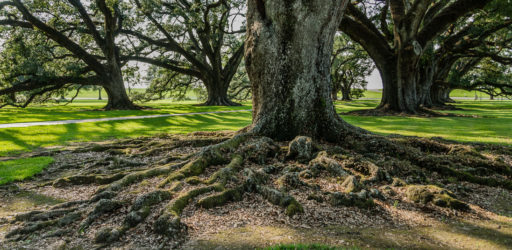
[0,0,139,108]
[331,33,374,101]
[129,0,247,102]
[0,28,83,106]
[452,58,512,98]
[0,157,54,185]
[436,3,512,96]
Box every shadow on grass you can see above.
[0,112,252,156]
[0,131,32,152]
[0,100,252,124]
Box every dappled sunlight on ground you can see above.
[0,112,252,156]
[0,100,251,124]
[183,216,512,249]
[1,100,511,156]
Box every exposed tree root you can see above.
[95,161,187,194]
[3,132,511,249]
[52,173,127,187]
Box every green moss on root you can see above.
[197,186,245,209]
[406,185,469,211]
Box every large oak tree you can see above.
[331,33,375,101]
[424,9,512,106]
[0,0,139,110]
[339,0,492,114]
[5,2,512,248]
[123,0,245,106]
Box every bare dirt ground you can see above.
[0,132,511,249]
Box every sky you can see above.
[367,70,383,90]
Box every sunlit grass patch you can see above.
[0,157,54,185]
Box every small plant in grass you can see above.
[393,200,400,208]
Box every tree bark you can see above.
[374,61,403,111]
[245,0,357,141]
[430,83,446,106]
[443,88,455,103]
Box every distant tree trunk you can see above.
[444,89,455,103]
[245,0,357,141]
[102,70,138,110]
[341,86,352,101]
[98,88,102,100]
[430,83,446,106]
[490,94,494,100]
[375,61,402,110]
[332,89,339,101]
[430,82,456,107]
[417,59,436,108]
[331,75,341,101]
[201,77,241,106]
[339,0,491,115]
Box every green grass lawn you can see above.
[336,100,512,145]
[0,99,511,156]
[0,100,250,124]
[0,111,252,156]
[361,89,382,99]
[450,89,486,98]
[360,89,504,100]
[65,88,145,99]
[0,157,54,185]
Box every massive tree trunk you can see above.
[430,83,446,106]
[339,0,492,115]
[245,0,357,141]
[364,54,424,114]
[443,88,455,103]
